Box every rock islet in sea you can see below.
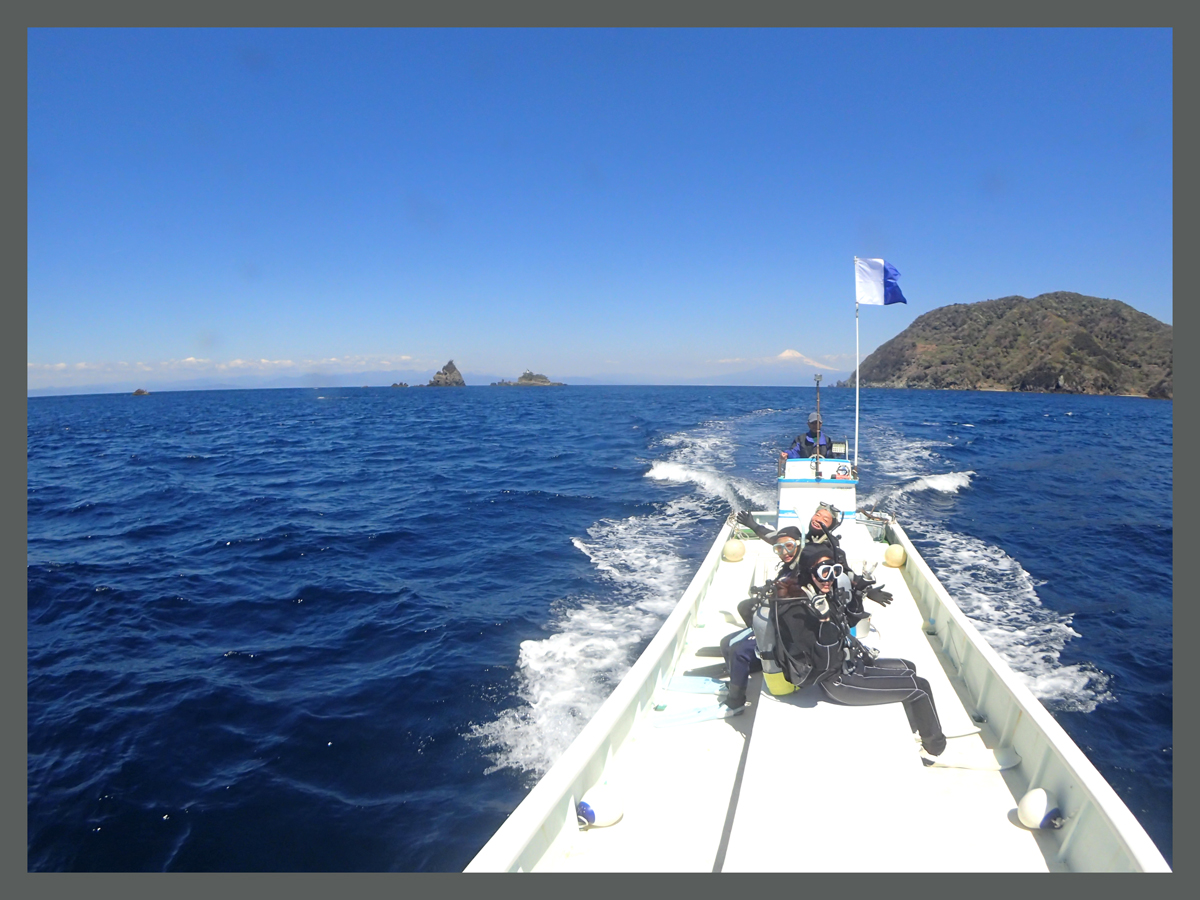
[490,370,565,387]
[425,360,466,387]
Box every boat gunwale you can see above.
[889,520,1170,872]
[464,517,736,872]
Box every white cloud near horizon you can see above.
[713,349,839,370]
[27,353,421,388]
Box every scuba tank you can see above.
[751,600,796,696]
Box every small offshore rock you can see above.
[427,360,466,387]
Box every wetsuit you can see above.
[770,581,946,755]
[820,658,946,756]
[803,527,847,567]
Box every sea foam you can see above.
[471,417,767,776]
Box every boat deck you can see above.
[532,527,1059,872]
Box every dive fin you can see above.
[652,703,746,728]
[666,675,729,694]
[914,727,982,742]
[920,744,1021,771]
[683,663,727,679]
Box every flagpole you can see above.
[854,295,860,469]
[853,256,860,469]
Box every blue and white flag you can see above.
[854,257,907,306]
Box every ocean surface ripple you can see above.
[27,386,1172,870]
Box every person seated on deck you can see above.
[720,518,895,710]
[731,515,804,624]
[765,543,947,756]
[738,505,894,623]
[720,522,804,707]
[802,502,893,619]
[780,412,833,461]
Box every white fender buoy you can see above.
[722,538,746,562]
[1017,787,1063,829]
[883,544,907,568]
[577,782,623,828]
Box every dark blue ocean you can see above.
[27,386,1172,870]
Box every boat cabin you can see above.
[777,445,857,534]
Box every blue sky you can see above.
[28,28,1173,391]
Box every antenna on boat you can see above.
[813,374,822,482]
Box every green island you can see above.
[491,370,566,387]
[837,292,1171,399]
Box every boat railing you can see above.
[464,517,736,872]
[888,521,1170,872]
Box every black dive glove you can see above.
[865,586,893,607]
[850,572,892,607]
[735,510,769,539]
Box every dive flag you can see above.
[854,257,908,306]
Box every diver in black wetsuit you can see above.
[800,503,894,626]
[736,505,894,625]
[768,543,946,756]
[734,513,804,573]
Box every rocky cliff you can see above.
[426,360,466,387]
[839,292,1171,399]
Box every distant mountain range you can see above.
[27,365,854,396]
[26,369,507,397]
[838,292,1171,399]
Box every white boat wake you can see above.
[470,410,1112,780]
[470,415,770,777]
[863,428,1112,712]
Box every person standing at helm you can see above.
[781,412,833,461]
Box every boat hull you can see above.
[465,518,1169,872]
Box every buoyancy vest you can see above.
[792,432,832,457]
[770,583,850,688]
